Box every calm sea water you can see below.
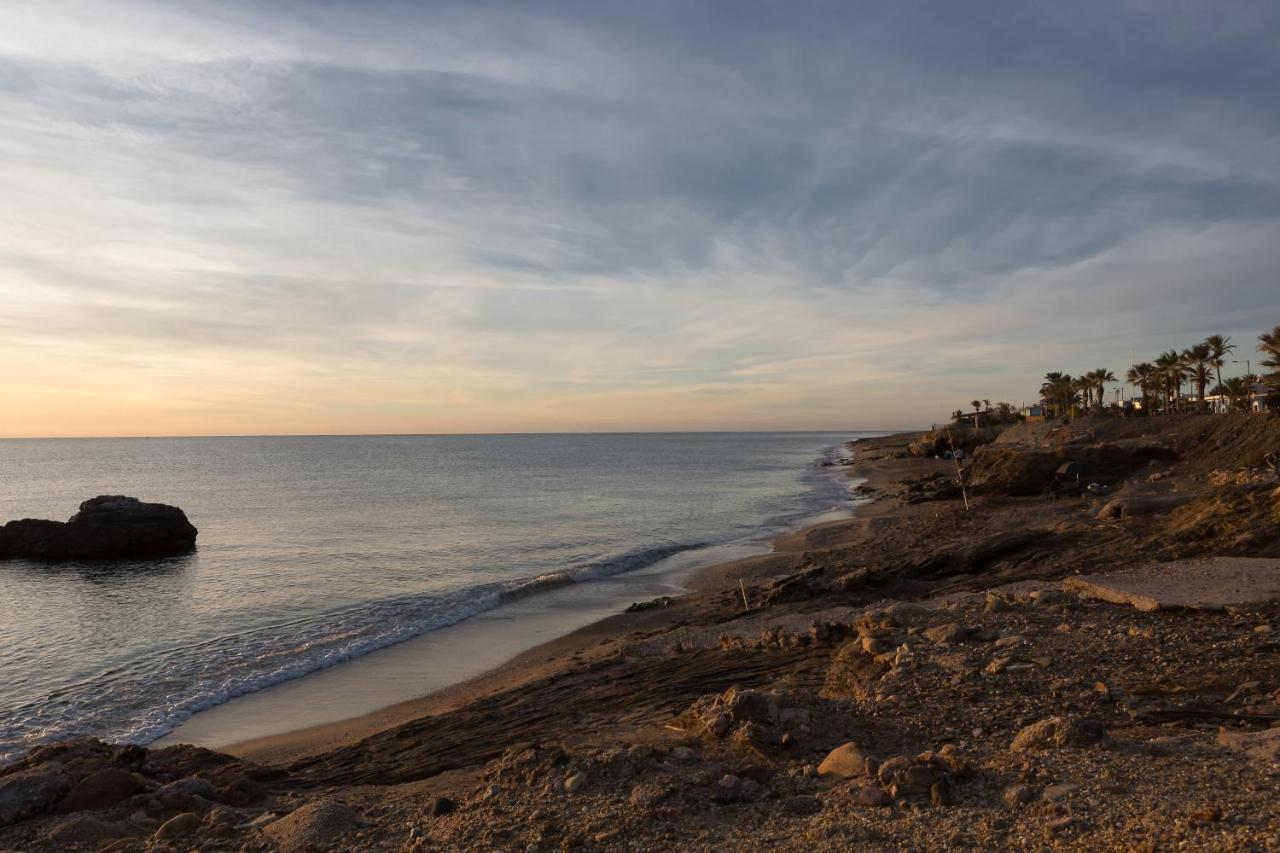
[0,432,866,760]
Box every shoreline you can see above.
[10,415,1278,850]
[224,494,873,766]
[163,440,875,761]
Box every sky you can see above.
[2,0,1279,437]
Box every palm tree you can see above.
[1260,325,1280,388]
[1155,350,1189,412]
[1039,373,1077,418]
[1126,363,1155,412]
[1087,368,1116,410]
[1205,334,1234,405]
[1182,343,1214,413]
[1221,376,1254,412]
[1071,377,1091,414]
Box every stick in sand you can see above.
[944,428,971,511]
[739,579,750,610]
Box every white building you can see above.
[1200,382,1271,413]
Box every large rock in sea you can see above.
[0,496,197,560]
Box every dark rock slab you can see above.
[0,496,197,560]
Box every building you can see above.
[1200,382,1272,413]
[1020,404,1048,422]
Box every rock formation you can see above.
[0,496,197,560]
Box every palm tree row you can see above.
[1038,368,1115,417]
[1125,328,1280,414]
[980,326,1278,425]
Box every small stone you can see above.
[563,772,589,794]
[1002,784,1038,808]
[984,593,1013,613]
[1029,588,1065,607]
[817,743,873,779]
[1047,815,1084,835]
[1042,783,1078,802]
[923,623,970,645]
[876,755,911,787]
[154,812,201,840]
[1255,624,1273,634]
[205,807,238,828]
[854,786,893,807]
[1010,716,1106,751]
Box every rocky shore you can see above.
[2,412,1279,851]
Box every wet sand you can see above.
[161,492,865,762]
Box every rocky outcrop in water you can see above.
[0,496,197,560]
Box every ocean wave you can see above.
[0,538,715,764]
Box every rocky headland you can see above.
[2,413,1279,851]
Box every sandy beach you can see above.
[4,413,1280,851]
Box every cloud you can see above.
[1,0,1278,435]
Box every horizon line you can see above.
[0,427,911,441]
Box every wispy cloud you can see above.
[2,0,1278,435]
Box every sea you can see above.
[0,431,873,760]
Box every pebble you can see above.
[563,772,589,794]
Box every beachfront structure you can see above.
[1020,404,1048,422]
[1200,382,1272,413]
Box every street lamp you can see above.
[1232,359,1252,381]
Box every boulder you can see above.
[55,767,145,814]
[0,762,70,826]
[0,496,197,560]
